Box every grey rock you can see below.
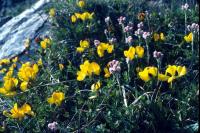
[0,0,50,60]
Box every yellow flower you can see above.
[104,67,111,78]
[165,65,177,76]
[37,58,43,66]
[40,38,51,49]
[24,39,30,48]
[0,71,18,96]
[0,59,10,65]
[0,68,7,74]
[49,8,56,17]
[47,92,65,106]
[4,103,34,120]
[147,67,158,77]
[77,61,101,81]
[59,64,64,71]
[160,33,165,41]
[135,46,144,58]
[12,57,18,63]
[97,43,113,57]
[107,44,114,53]
[177,66,187,77]
[3,77,18,91]
[153,33,165,41]
[20,81,28,92]
[77,71,87,81]
[165,65,187,83]
[80,40,90,48]
[90,62,101,75]
[71,15,77,23]
[77,0,85,8]
[91,81,101,92]
[184,32,193,43]
[139,69,150,82]
[158,73,170,81]
[138,67,158,82]
[75,12,94,21]
[76,40,90,53]
[124,46,135,60]
[18,62,39,90]
[76,47,85,53]
[153,33,160,42]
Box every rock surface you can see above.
[0,0,50,60]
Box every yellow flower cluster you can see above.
[77,60,101,81]
[138,65,187,83]
[97,43,114,57]
[71,12,94,23]
[76,40,90,53]
[153,33,165,41]
[47,92,65,106]
[3,103,34,120]
[124,46,144,60]
[164,65,187,83]
[18,62,39,91]
[184,32,193,43]
[0,57,18,74]
[0,59,10,65]
[40,38,51,49]
[0,71,18,96]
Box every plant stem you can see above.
[116,74,128,107]
[145,40,150,65]
[185,11,187,35]
[151,59,161,102]
[127,61,131,82]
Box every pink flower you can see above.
[181,3,189,10]
[142,32,151,40]
[153,50,164,59]
[118,16,126,25]
[124,25,133,32]
[105,17,110,24]
[48,122,58,131]
[137,22,144,29]
[135,29,144,36]
[108,60,121,74]
[94,40,101,46]
[109,38,117,44]
[125,36,133,44]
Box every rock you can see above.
[0,0,50,60]
[0,16,12,27]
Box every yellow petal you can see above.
[20,81,28,92]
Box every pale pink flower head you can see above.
[118,16,126,25]
[105,17,110,24]
[125,36,133,44]
[109,38,117,44]
[187,23,199,33]
[135,29,144,36]
[124,25,133,32]
[137,22,144,29]
[48,121,58,131]
[153,50,164,59]
[108,60,121,74]
[142,32,151,40]
[181,3,189,10]
[94,40,101,46]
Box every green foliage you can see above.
[0,0,199,132]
